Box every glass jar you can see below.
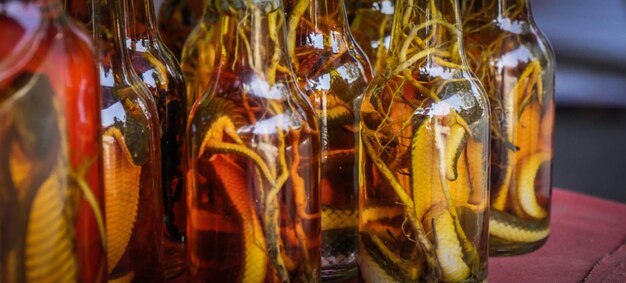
[180,2,219,111]
[186,0,321,282]
[89,0,165,281]
[125,0,187,276]
[0,0,105,282]
[284,0,371,280]
[157,0,206,59]
[358,0,490,281]
[350,0,395,74]
[462,0,555,256]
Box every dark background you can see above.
[532,0,626,203]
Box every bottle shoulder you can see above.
[188,70,319,157]
[100,72,158,160]
[465,20,555,68]
[127,41,186,92]
[362,68,489,126]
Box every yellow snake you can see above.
[359,113,485,282]
[0,73,80,283]
[489,61,552,244]
[212,155,268,283]
[24,160,78,283]
[102,127,141,279]
[192,97,294,282]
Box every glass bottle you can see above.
[358,0,490,281]
[125,0,187,276]
[157,0,206,59]
[180,2,219,111]
[186,0,321,282]
[90,0,165,281]
[350,0,395,74]
[0,0,106,282]
[284,0,371,280]
[462,0,555,256]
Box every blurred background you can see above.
[153,0,626,203]
[531,0,626,203]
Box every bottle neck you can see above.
[214,0,291,85]
[126,0,159,41]
[93,0,134,78]
[388,0,467,70]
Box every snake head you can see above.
[189,96,246,157]
[101,85,153,166]
[3,73,61,162]
[432,77,489,142]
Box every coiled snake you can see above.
[190,96,318,282]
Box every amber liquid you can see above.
[358,75,490,282]
[128,47,187,275]
[0,5,105,283]
[463,1,555,255]
[101,87,164,282]
[285,0,372,278]
[95,0,165,281]
[126,0,188,275]
[187,66,321,282]
[358,1,489,280]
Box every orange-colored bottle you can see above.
[284,0,372,280]
[358,0,490,281]
[124,0,187,277]
[89,0,166,281]
[186,1,321,282]
[463,0,555,256]
[0,0,106,282]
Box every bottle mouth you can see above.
[212,0,280,14]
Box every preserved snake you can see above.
[285,0,372,279]
[102,128,141,275]
[462,0,555,254]
[189,93,320,282]
[1,73,102,283]
[186,1,321,279]
[358,0,489,281]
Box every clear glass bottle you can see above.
[186,0,321,282]
[350,0,395,74]
[462,0,555,256]
[125,0,187,276]
[157,0,206,59]
[90,0,165,281]
[358,0,490,281]
[284,0,371,280]
[0,0,106,282]
[180,2,219,111]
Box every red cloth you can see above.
[169,189,626,282]
[489,189,626,282]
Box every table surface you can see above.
[489,188,626,283]
[170,189,626,283]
